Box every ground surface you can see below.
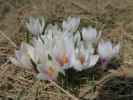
[0,0,133,100]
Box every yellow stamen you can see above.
[63,54,68,64]
[47,67,55,77]
[80,55,85,64]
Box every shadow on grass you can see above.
[57,58,121,96]
[57,66,103,95]
[97,76,133,100]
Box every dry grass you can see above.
[0,0,133,100]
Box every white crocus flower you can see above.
[63,36,99,71]
[36,60,64,80]
[72,42,99,71]
[62,16,80,33]
[50,31,75,69]
[52,32,76,69]
[82,27,101,44]
[26,17,45,36]
[9,42,32,69]
[32,38,48,64]
[98,40,120,62]
[52,36,70,69]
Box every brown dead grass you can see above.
[0,0,133,100]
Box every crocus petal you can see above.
[9,55,32,69]
[52,38,68,67]
[37,61,62,81]
[63,64,72,69]
[33,39,48,64]
[10,42,34,69]
[112,43,120,57]
[87,44,95,54]
[64,36,75,64]
[82,27,97,43]
[9,57,21,67]
[15,50,21,60]
[26,17,37,34]
[36,65,54,81]
[98,41,113,59]
[25,43,38,63]
[45,24,61,38]
[36,64,45,73]
[88,55,99,67]
[36,73,49,80]
[62,16,80,33]
[21,55,32,68]
[20,42,29,53]
[26,17,45,36]
[73,62,83,71]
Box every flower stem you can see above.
[26,33,30,43]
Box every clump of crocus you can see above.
[98,40,120,65]
[10,16,120,81]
